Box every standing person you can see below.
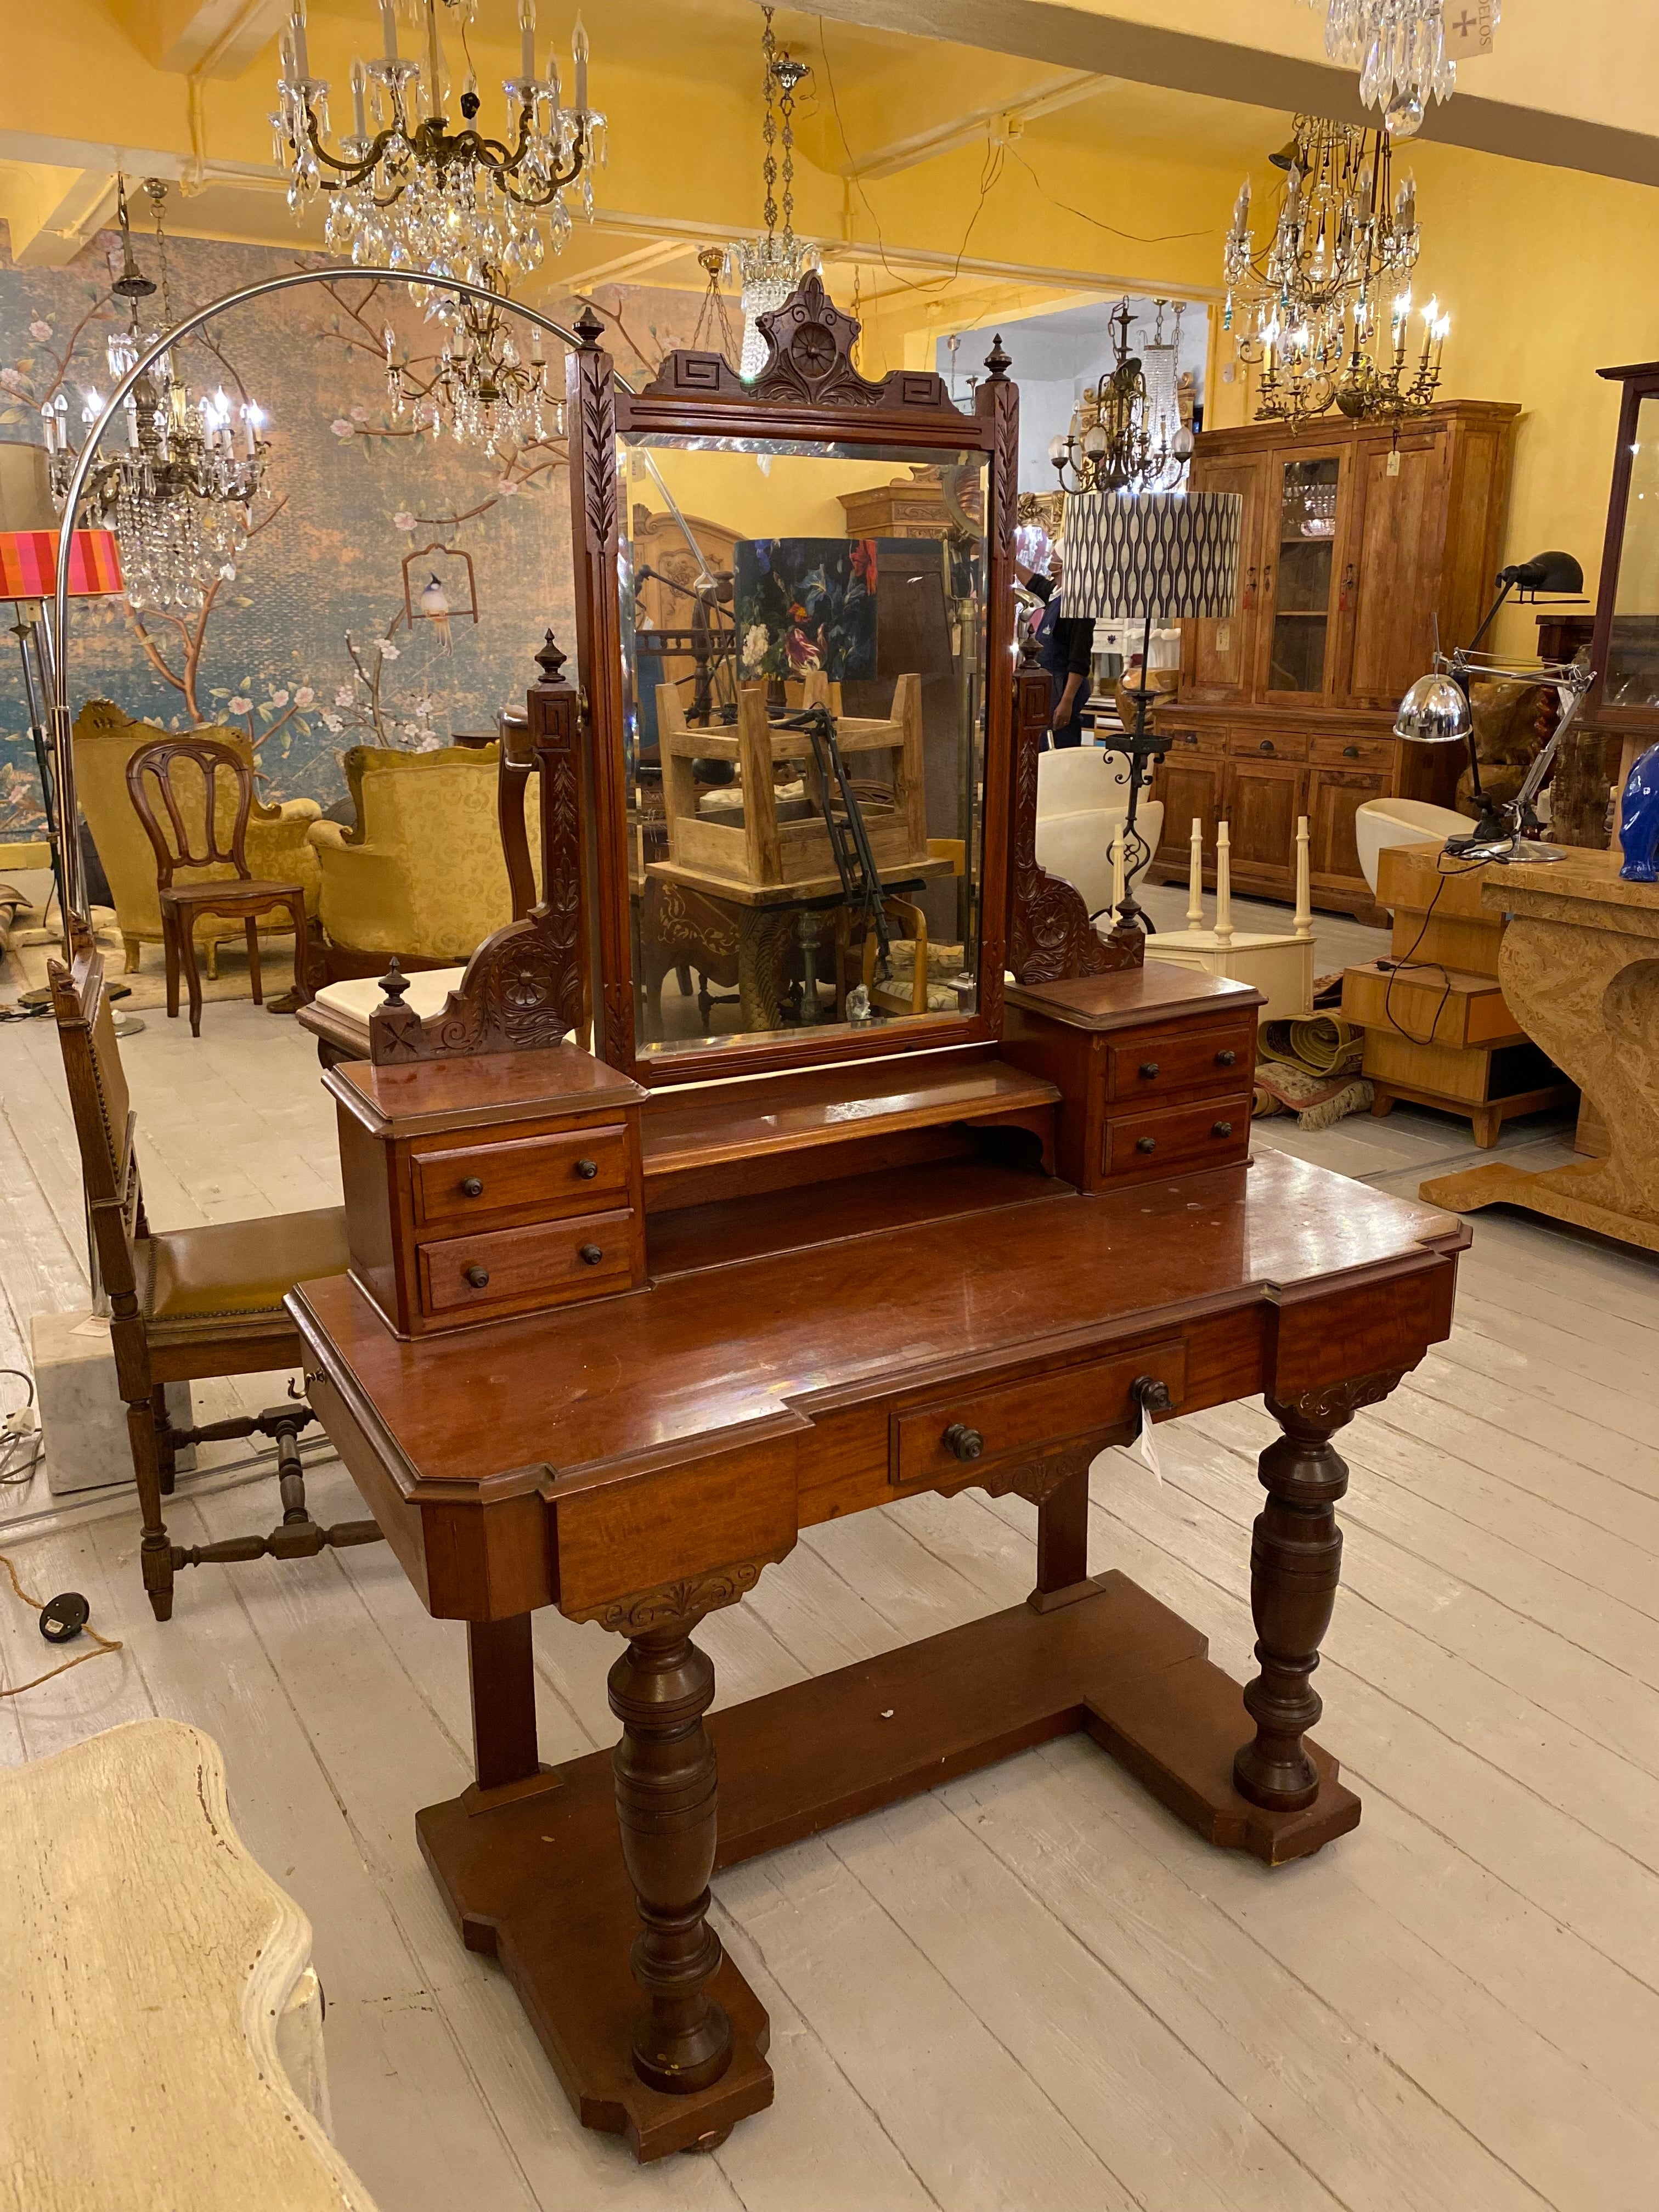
[1015,543,1095,749]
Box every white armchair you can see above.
[1353,797,1470,899]
[1034,745,1164,921]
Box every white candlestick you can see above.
[351,57,368,137]
[520,0,537,83]
[381,0,398,63]
[290,3,309,81]
[426,2,443,107]
[573,14,588,109]
[1109,826,1125,924]
[1186,815,1204,931]
[1214,820,1233,948]
[1293,814,1312,941]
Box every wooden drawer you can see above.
[891,1339,1188,1491]
[1106,1020,1255,1103]
[417,1207,635,1319]
[411,1122,629,1230]
[1163,723,1228,756]
[1102,1093,1253,1182]
[1311,733,1395,770]
[1228,729,1309,763]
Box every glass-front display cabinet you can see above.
[567,277,1018,1090]
[1589,361,1659,739]
[1262,450,1346,700]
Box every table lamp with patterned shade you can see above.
[0,441,124,947]
[1060,488,1243,935]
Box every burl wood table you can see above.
[291,1143,1466,2161]
[1420,847,1659,1252]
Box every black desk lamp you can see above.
[1060,488,1244,936]
[1395,550,1589,861]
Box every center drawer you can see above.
[1102,1093,1254,1182]
[411,1122,629,1229]
[417,1207,635,1318]
[1107,1020,1256,1102]
[891,1339,1187,1491]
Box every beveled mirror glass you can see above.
[614,432,989,1060]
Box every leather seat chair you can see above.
[47,926,379,1621]
[73,699,321,975]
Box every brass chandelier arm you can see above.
[47,264,611,933]
[299,100,589,210]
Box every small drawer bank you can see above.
[326,1043,648,1338]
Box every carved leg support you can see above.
[608,1622,732,2096]
[1233,1377,1396,1810]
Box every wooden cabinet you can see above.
[1158,399,1518,917]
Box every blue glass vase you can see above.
[1618,741,1659,881]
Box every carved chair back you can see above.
[126,737,254,890]
[47,933,147,1312]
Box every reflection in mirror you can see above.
[616,433,988,1058]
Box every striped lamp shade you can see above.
[1059,490,1242,623]
[0,528,124,600]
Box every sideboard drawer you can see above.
[1310,733,1395,770]
[418,1207,636,1318]
[412,1123,630,1229]
[1164,723,1228,755]
[1107,1020,1256,1102]
[1102,1094,1253,1182]
[892,1339,1187,1491]
[1227,729,1309,763]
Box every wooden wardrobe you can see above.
[1153,400,1519,921]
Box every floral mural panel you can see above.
[733,537,881,685]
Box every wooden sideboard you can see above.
[1152,400,1519,920]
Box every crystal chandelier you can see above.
[1303,0,1503,139]
[1223,116,1447,425]
[42,179,270,613]
[1047,299,1193,496]
[725,6,819,382]
[273,0,601,285]
[385,282,561,455]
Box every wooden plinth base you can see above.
[417,1571,1358,2162]
[1420,1156,1659,1255]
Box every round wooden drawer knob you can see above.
[574,1157,599,1179]
[1136,1136,1157,1154]
[460,1176,484,1198]
[1138,1060,1159,1079]
[1212,1120,1233,1138]
[464,1265,490,1289]
[943,1423,984,1462]
[1215,1049,1236,1068]
[578,1244,603,1266]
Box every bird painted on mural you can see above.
[418,573,453,654]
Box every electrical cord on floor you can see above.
[0,1369,124,1696]
[1379,851,1490,1047]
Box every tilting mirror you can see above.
[614,434,989,1058]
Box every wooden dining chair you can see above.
[47,925,380,1621]
[125,736,312,1037]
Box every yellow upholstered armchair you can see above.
[307,741,540,975]
[73,699,321,974]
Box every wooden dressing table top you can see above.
[295,1150,1463,1499]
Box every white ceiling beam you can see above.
[153,0,290,79]
[546,238,698,291]
[836,71,1106,180]
[9,170,121,267]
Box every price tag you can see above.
[1120,1398,1163,1484]
[1444,0,1494,59]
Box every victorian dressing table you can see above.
[289,283,1468,2162]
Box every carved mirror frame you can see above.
[567,274,1020,1088]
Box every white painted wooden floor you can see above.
[1,922,1656,2212]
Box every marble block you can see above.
[30,1308,193,1496]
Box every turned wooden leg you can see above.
[1234,1376,1396,1810]
[607,1620,732,2096]
[468,1616,540,1791]
[245,918,263,1005]
[122,1395,174,1622]
[151,1383,177,1498]
[162,911,180,1020]
[122,935,142,974]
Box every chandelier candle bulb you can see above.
[574,17,588,112]
[351,58,367,139]
[290,3,308,83]
[381,0,397,63]
[520,0,536,88]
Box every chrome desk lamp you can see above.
[1395,551,1593,864]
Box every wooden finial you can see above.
[1017,630,1040,667]
[1187,815,1204,932]
[573,302,605,351]
[1214,821,1233,949]
[377,956,410,1008]
[1293,814,1313,941]
[984,333,1011,381]
[534,628,568,685]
